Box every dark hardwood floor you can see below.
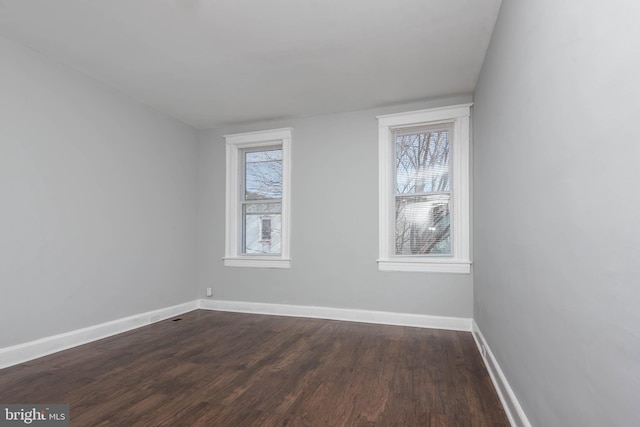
[0,310,509,426]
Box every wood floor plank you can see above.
[0,310,509,426]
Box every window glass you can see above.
[242,202,281,254]
[245,149,282,200]
[393,125,453,256]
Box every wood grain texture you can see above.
[0,310,509,426]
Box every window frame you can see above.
[377,104,472,274]
[224,128,292,268]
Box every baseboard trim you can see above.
[472,321,531,427]
[0,299,472,369]
[198,299,472,331]
[0,301,198,369]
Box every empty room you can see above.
[1,0,638,426]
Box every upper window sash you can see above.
[377,104,471,274]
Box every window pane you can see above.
[243,203,281,255]
[245,149,282,200]
[261,218,272,241]
[395,128,451,194]
[395,194,451,255]
[245,202,281,214]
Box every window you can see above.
[377,104,471,273]
[224,128,292,268]
[260,218,272,242]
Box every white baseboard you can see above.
[0,298,472,370]
[0,301,198,369]
[472,321,531,427]
[198,299,472,331]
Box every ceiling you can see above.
[0,0,502,129]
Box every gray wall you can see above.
[473,1,640,425]
[198,97,473,318]
[0,35,199,348]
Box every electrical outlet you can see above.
[206,287,212,297]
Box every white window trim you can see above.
[224,128,292,268]
[377,104,472,274]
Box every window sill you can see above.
[223,257,291,269]
[377,259,471,274]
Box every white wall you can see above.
[473,1,640,425]
[198,97,474,318]
[0,35,199,348]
